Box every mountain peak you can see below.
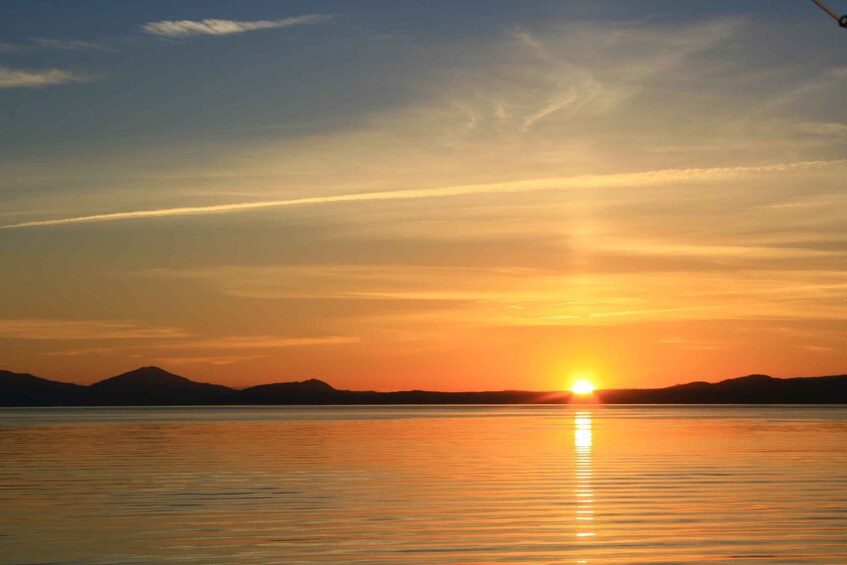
[89,366,233,404]
[92,366,191,387]
[719,374,776,385]
[301,378,335,390]
[124,365,179,377]
[239,378,336,397]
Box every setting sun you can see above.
[571,380,596,395]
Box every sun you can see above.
[571,380,595,395]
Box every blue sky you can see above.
[2,1,839,155]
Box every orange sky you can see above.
[1,4,846,390]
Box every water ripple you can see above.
[1,406,846,564]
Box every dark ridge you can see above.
[232,379,337,404]
[1,367,846,406]
[0,370,89,406]
[597,374,847,404]
[240,378,336,395]
[89,366,234,405]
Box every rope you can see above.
[810,0,847,27]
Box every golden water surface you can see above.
[1,406,846,563]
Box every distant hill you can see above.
[598,374,847,404]
[89,366,234,405]
[235,378,338,404]
[1,367,846,406]
[0,370,89,406]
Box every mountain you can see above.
[598,374,847,404]
[1,367,846,406]
[89,366,233,405]
[234,378,339,404]
[0,370,89,406]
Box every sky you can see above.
[1,0,846,391]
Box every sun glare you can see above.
[571,380,595,395]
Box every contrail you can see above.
[2,160,841,230]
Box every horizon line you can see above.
[3,364,844,392]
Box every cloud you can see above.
[150,355,268,366]
[797,122,847,138]
[153,264,567,302]
[0,38,112,52]
[2,159,842,229]
[169,335,360,349]
[43,336,357,364]
[32,38,112,51]
[47,347,116,357]
[798,344,834,352]
[0,319,190,340]
[146,261,847,333]
[659,337,721,351]
[0,66,92,89]
[141,14,331,38]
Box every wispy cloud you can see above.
[141,262,847,332]
[32,37,112,51]
[0,38,113,52]
[0,66,92,89]
[797,122,847,138]
[0,319,190,340]
[142,14,331,38]
[44,335,357,363]
[47,347,116,357]
[2,159,841,229]
[151,354,268,366]
[660,337,721,351]
[170,335,360,350]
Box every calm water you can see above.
[1,406,847,564]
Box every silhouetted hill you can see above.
[0,370,89,406]
[234,379,338,404]
[598,374,847,404]
[1,367,846,406]
[89,366,233,405]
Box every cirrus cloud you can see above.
[32,38,113,51]
[0,66,92,89]
[0,319,190,340]
[141,14,331,38]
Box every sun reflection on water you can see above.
[574,411,594,545]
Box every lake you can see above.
[1,406,846,564]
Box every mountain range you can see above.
[1,366,846,406]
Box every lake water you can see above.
[1,406,846,564]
